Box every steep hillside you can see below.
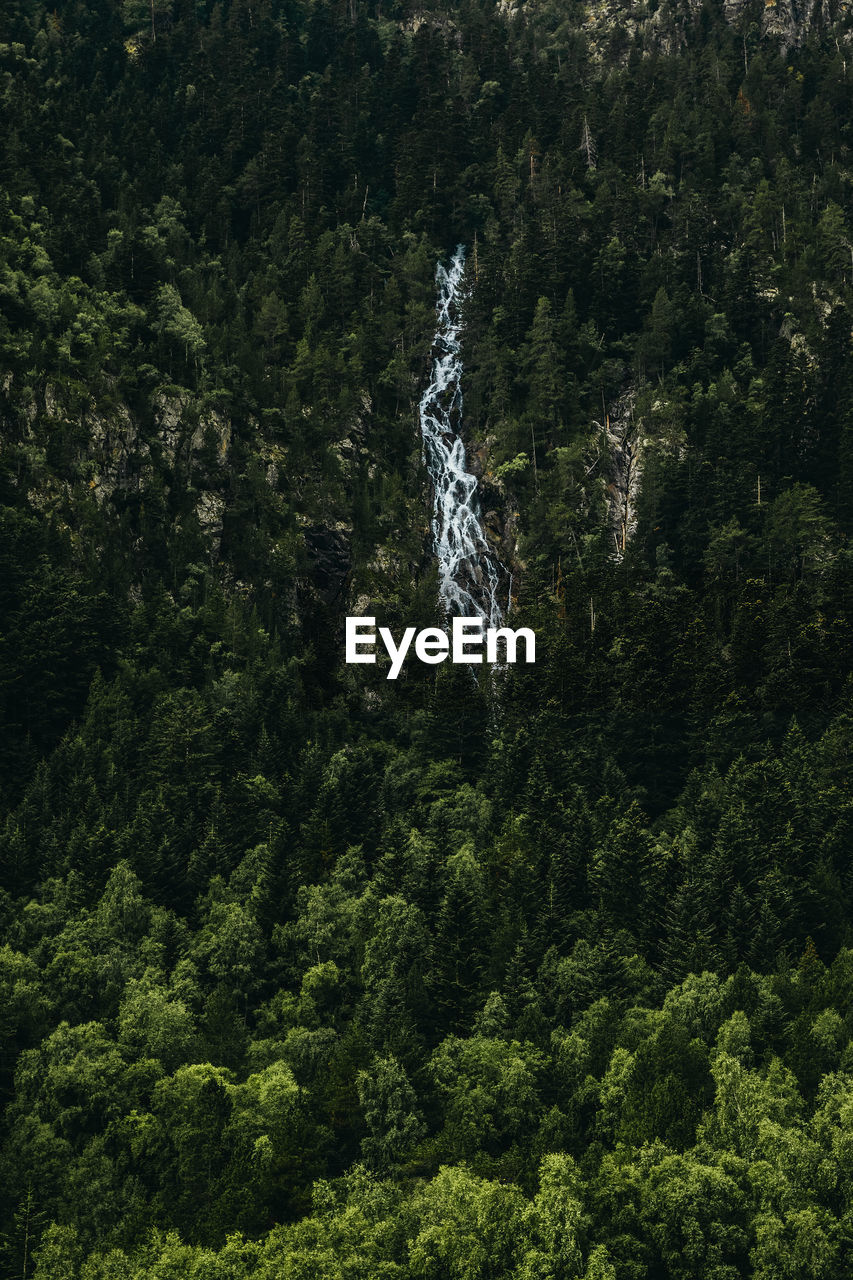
[2,0,853,1275]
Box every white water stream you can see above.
[419,246,506,626]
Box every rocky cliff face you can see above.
[600,391,643,560]
[466,434,523,603]
[502,0,853,60]
[736,0,852,47]
[6,378,234,550]
[1,371,439,630]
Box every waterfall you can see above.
[419,245,506,627]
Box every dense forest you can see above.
[2,0,853,1274]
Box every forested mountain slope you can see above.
[2,0,853,1275]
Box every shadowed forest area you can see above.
[2,0,853,1274]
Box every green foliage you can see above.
[3,0,853,1274]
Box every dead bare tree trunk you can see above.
[580,116,597,170]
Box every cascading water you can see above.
[419,245,506,627]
